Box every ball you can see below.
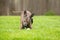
[27,28,30,30]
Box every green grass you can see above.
[0,16,60,40]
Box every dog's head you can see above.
[23,10,33,26]
[23,11,29,26]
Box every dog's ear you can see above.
[30,13,34,18]
[32,13,34,16]
[24,10,27,15]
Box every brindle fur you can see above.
[20,10,34,29]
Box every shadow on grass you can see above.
[13,38,24,40]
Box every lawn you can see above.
[0,16,60,40]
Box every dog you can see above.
[20,10,34,29]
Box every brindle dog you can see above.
[20,10,34,29]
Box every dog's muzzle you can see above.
[23,21,27,26]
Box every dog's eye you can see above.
[24,21,26,22]
[25,15,27,16]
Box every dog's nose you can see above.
[23,22,27,26]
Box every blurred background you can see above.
[0,0,60,16]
